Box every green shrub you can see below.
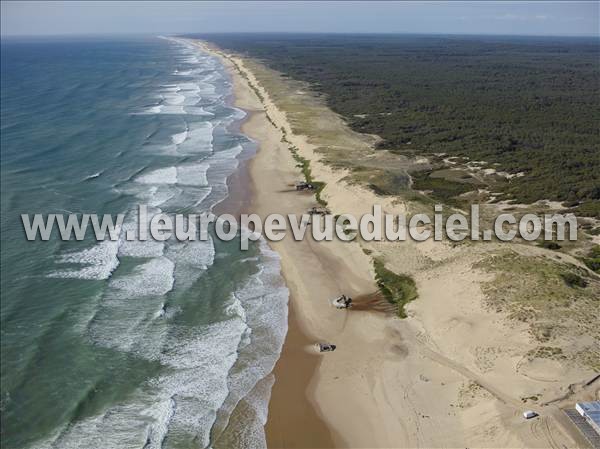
[561,272,588,288]
[581,245,600,273]
[539,241,562,250]
[373,259,418,318]
[411,171,472,206]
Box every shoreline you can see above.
[235,100,380,449]
[230,97,341,448]
[212,71,336,445]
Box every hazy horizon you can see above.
[2,31,600,41]
[2,1,598,38]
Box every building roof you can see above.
[576,401,600,433]
[578,402,600,413]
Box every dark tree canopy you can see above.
[196,33,600,207]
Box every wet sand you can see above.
[214,97,335,446]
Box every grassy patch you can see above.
[411,170,473,206]
[521,395,541,403]
[363,170,411,196]
[288,144,328,206]
[538,241,562,250]
[265,113,277,128]
[561,272,588,288]
[581,245,600,274]
[373,259,418,318]
[566,200,600,219]
[475,250,600,370]
[526,346,565,360]
[234,63,265,102]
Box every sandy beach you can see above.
[193,39,600,449]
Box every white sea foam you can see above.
[194,187,216,207]
[146,105,163,114]
[155,317,249,448]
[177,162,210,186]
[160,105,186,114]
[167,235,215,289]
[140,397,175,449]
[119,183,178,207]
[110,257,175,297]
[199,71,223,84]
[50,238,121,280]
[176,122,213,154]
[184,106,214,116]
[176,82,200,91]
[191,121,214,143]
[154,189,179,209]
[169,235,215,270]
[83,170,104,181]
[142,102,213,116]
[205,144,244,186]
[196,81,216,95]
[87,255,174,357]
[214,375,275,449]
[135,164,209,187]
[156,186,212,211]
[118,222,164,258]
[37,401,160,449]
[136,167,178,185]
[148,186,179,207]
[171,128,188,145]
[211,239,288,447]
[231,106,247,121]
[164,93,186,105]
[181,56,200,64]
[77,239,285,449]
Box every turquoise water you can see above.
[1,36,287,449]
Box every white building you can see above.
[576,401,600,436]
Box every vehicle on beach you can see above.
[307,206,331,216]
[316,343,337,352]
[295,181,315,191]
[523,410,538,419]
[332,294,352,309]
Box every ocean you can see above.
[0,36,288,449]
